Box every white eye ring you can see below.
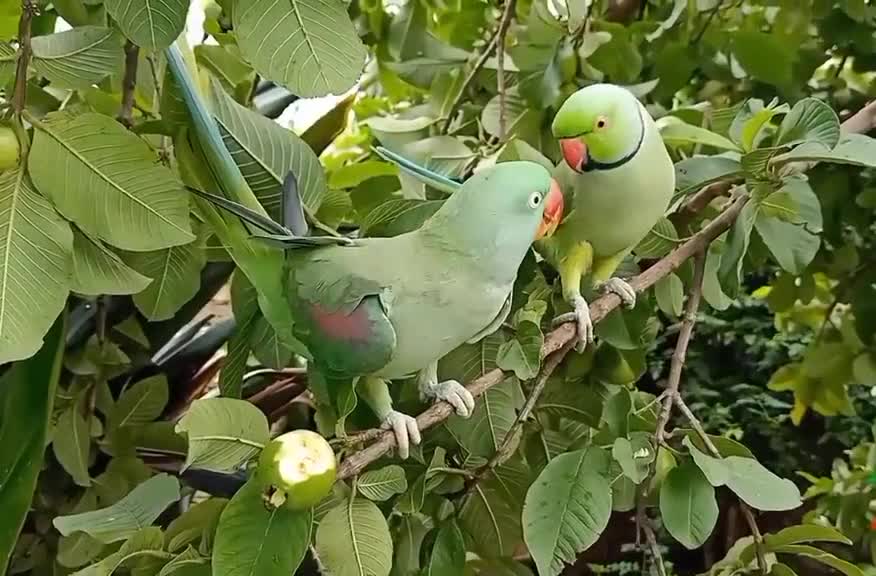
[528,192,543,208]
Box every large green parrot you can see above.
[537,83,675,351]
[182,148,564,458]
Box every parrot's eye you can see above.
[596,116,608,130]
[528,192,543,208]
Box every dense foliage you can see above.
[2,1,876,576]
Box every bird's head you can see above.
[551,83,645,173]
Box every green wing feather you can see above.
[373,146,462,195]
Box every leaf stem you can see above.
[12,0,36,115]
[496,0,517,140]
[441,22,502,134]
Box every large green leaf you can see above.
[123,239,206,321]
[686,439,801,512]
[104,0,189,51]
[0,313,65,571]
[0,168,72,364]
[446,376,521,461]
[54,474,181,543]
[175,398,269,472]
[775,97,841,149]
[356,466,408,502]
[427,520,466,576]
[772,133,876,168]
[70,229,151,296]
[31,26,123,89]
[658,118,741,151]
[755,177,822,275]
[315,497,393,576]
[212,478,312,576]
[233,0,368,98]
[209,76,327,216]
[769,545,865,576]
[53,406,93,487]
[659,462,718,550]
[522,448,612,576]
[29,112,194,251]
[107,375,169,432]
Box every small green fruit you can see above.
[257,429,336,510]
[0,125,21,171]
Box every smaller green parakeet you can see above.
[191,149,564,458]
[538,83,675,351]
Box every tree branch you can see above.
[496,0,517,140]
[337,192,750,480]
[840,99,876,136]
[12,0,36,115]
[118,40,139,128]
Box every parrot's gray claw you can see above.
[598,277,636,308]
[551,297,594,352]
[430,380,475,418]
[381,410,421,460]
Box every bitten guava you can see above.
[0,125,21,171]
[256,429,337,510]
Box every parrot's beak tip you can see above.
[559,138,586,173]
[536,179,564,240]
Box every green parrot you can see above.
[185,147,564,458]
[537,83,675,351]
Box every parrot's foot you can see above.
[597,277,636,308]
[425,380,475,418]
[380,410,421,460]
[552,295,593,353]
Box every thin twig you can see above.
[12,0,36,115]
[496,0,517,140]
[118,40,140,128]
[655,251,706,445]
[473,339,574,483]
[692,0,724,45]
[675,395,768,572]
[336,193,750,480]
[441,26,502,134]
[638,495,667,576]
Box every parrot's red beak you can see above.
[560,138,587,173]
[536,178,564,240]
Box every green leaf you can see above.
[213,478,312,576]
[731,29,795,87]
[659,462,718,550]
[729,98,790,152]
[195,44,254,93]
[175,397,269,472]
[772,133,876,168]
[53,406,92,487]
[233,0,368,98]
[655,273,684,317]
[718,197,757,298]
[165,498,228,552]
[523,448,612,576]
[612,433,654,484]
[0,313,65,570]
[764,524,852,548]
[209,76,327,216]
[775,97,841,149]
[755,178,822,275]
[496,321,543,380]
[71,229,151,296]
[356,465,408,502]
[124,240,206,321]
[446,376,520,461]
[636,217,679,259]
[428,519,466,576]
[674,156,744,196]
[769,564,799,576]
[54,474,181,543]
[71,527,167,576]
[108,375,169,432]
[159,546,209,576]
[360,198,443,237]
[315,497,393,576]
[685,439,801,511]
[658,119,741,151]
[104,0,188,51]
[29,111,194,251]
[0,168,73,364]
[770,545,865,576]
[31,26,123,89]
[459,458,531,557]
[482,88,542,140]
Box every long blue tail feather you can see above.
[372,146,462,195]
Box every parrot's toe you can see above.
[600,278,636,308]
[381,411,421,460]
[431,380,475,418]
[572,296,594,352]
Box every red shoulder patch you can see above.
[309,302,372,342]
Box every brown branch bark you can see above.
[337,192,750,480]
[840,99,876,135]
[496,0,517,140]
[12,0,36,114]
[118,40,140,128]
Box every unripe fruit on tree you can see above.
[256,429,336,510]
[0,125,21,171]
